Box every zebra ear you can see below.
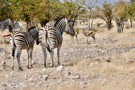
[65,18,68,23]
[35,25,39,31]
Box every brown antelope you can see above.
[83,30,95,44]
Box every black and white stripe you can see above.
[10,26,39,71]
[39,17,75,67]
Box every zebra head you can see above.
[28,26,40,45]
[64,18,75,36]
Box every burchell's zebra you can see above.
[0,19,13,32]
[3,26,39,71]
[39,16,75,67]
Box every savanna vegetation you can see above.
[0,0,135,90]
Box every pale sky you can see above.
[60,0,130,6]
[85,0,129,6]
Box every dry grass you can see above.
[0,19,135,90]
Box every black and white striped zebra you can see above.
[3,26,39,71]
[39,16,75,67]
[0,19,13,32]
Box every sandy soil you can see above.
[0,19,135,90]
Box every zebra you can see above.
[0,19,13,32]
[39,16,75,67]
[3,26,39,71]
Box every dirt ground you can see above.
[0,20,135,90]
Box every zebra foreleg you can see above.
[11,46,16,70]
[57,45,61,65]
[30,48,33,68]
[16,49,23,71]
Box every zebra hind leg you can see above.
[57,45,61,65]
[27,49,30,69]
[40,43,47,68]
[16,49,23,71]
[30,47,33,68]
[12,46,16,70]
[50,48,55,67]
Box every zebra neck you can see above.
[55,20,66,35]
[29,32,34,39]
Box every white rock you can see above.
[23,73,27,78]
[43,75,48,80]
[5,74,8,78]
[58,79,63,84]
[42,68,46,72]
[75,74,80,79]
[10,72,15,77]
[29,77,37,82]
[66,71,71,76]
[29,82,35,86]
[90,63,94,68]
[57,66,64,71]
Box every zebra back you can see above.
[10,26,39,49]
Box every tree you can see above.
[126,1,135,27]
[62,0,86,26]
[86,0,98,30]
[113,0,128,33]
[0,0,85,30]
[95,1,113,30]
[0,0,14,21]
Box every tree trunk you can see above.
[91,18,93,29]
[116,22,124,33]
[106,22,112,30]
[88,18,90,30]
[130,18,133,27]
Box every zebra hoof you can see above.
[31,65,33,68]
[44,65,47,68]
[27,65,31,69]
[58,62,61,65]
[18,67,23,71]
[12,66,14,70]
[51,64,55,68]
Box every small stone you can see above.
[5,74,8,78]
[45,84,49,87]
[57,66,64,71]
[0,67,3,71]
[58,78,63,83]
[75,74,80,79]
[29,82,35,86]
[90,63,94,68]
[43,75,48,80]
[23,73,27,78]
[10,72,15,77]
[29,77,36,82]
[42,68,46,72]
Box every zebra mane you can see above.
[40,20,50,27]
[54,15,69,27]
[28,26,36,32]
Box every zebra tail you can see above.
[44,31,52,52]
